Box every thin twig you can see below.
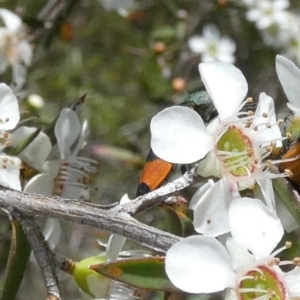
[12,212,61,300]
[119,166,200,215]
[0,187,181,253]
[0,168,200,251]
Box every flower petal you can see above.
[219,37,236,54]
[285,268,300,296]
[252,93,282,147]
[190,180,214,210]
[72,120,89,156]
[256,178,276,212]
[24,173,54,195]
[10,126,52,171]
[0,155,21,190]
[150,106,212,164]
[12,63,27,90]
[85,272,110,299]
[226,237,254,274]
[17,40,32,66]
[287,102,300,113]
[228,198,284,259]
[165,236,237,293]
[0,83,19,130]
[61,185,89,201]
[106,234,126,262]
[43,218,61,250]
[0,9,21,32]
[105,193,130,262]
[203,23,220,39]
[42,160,60,176]
[275,55,300,112]
[188,36,207,53]
[199,62,248,120]
[120,193,131,205]
[197,151,222,178]
[55,108,81,159]
[225,288,240,300]
[193,178,237,237]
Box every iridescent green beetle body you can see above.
[136,91,217,196]
[180,91,217,123]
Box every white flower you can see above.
[0,9,32,89]
[151,61,282,167]
[24,108,97,201]
[151,61,285,233]
[0,83,21,190]
[24,109,97,256]
[257,11,296,49]
[246,0,290,30]
[188,24,236,63]
[165,198,300,298]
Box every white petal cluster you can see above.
[25,108,98,201]
[0,83,21,190]
[245,0,290,30]
[151,61,286,236]
[188,23,236,63]
[0,83,52,190]
[161,56,300,297]
[242,0,300,64]
[166,198,300,298]
[0,9,32,89]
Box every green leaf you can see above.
[152,26,177,41]
[272,172,300,225]
[0,220,31,300]
[286,119,300,141]
[168,202,196,236]
[90,256,179,292]
[6,127,41,156]
[157,204,183,236]
[140,56,171,100]
[175,210,196,237]
[136,204,183,236]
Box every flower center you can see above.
[239,265,287,300]
[197,97,294,184]
[208,43,218,55]
[216,125,255,177]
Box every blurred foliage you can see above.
[0,0,299,299]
